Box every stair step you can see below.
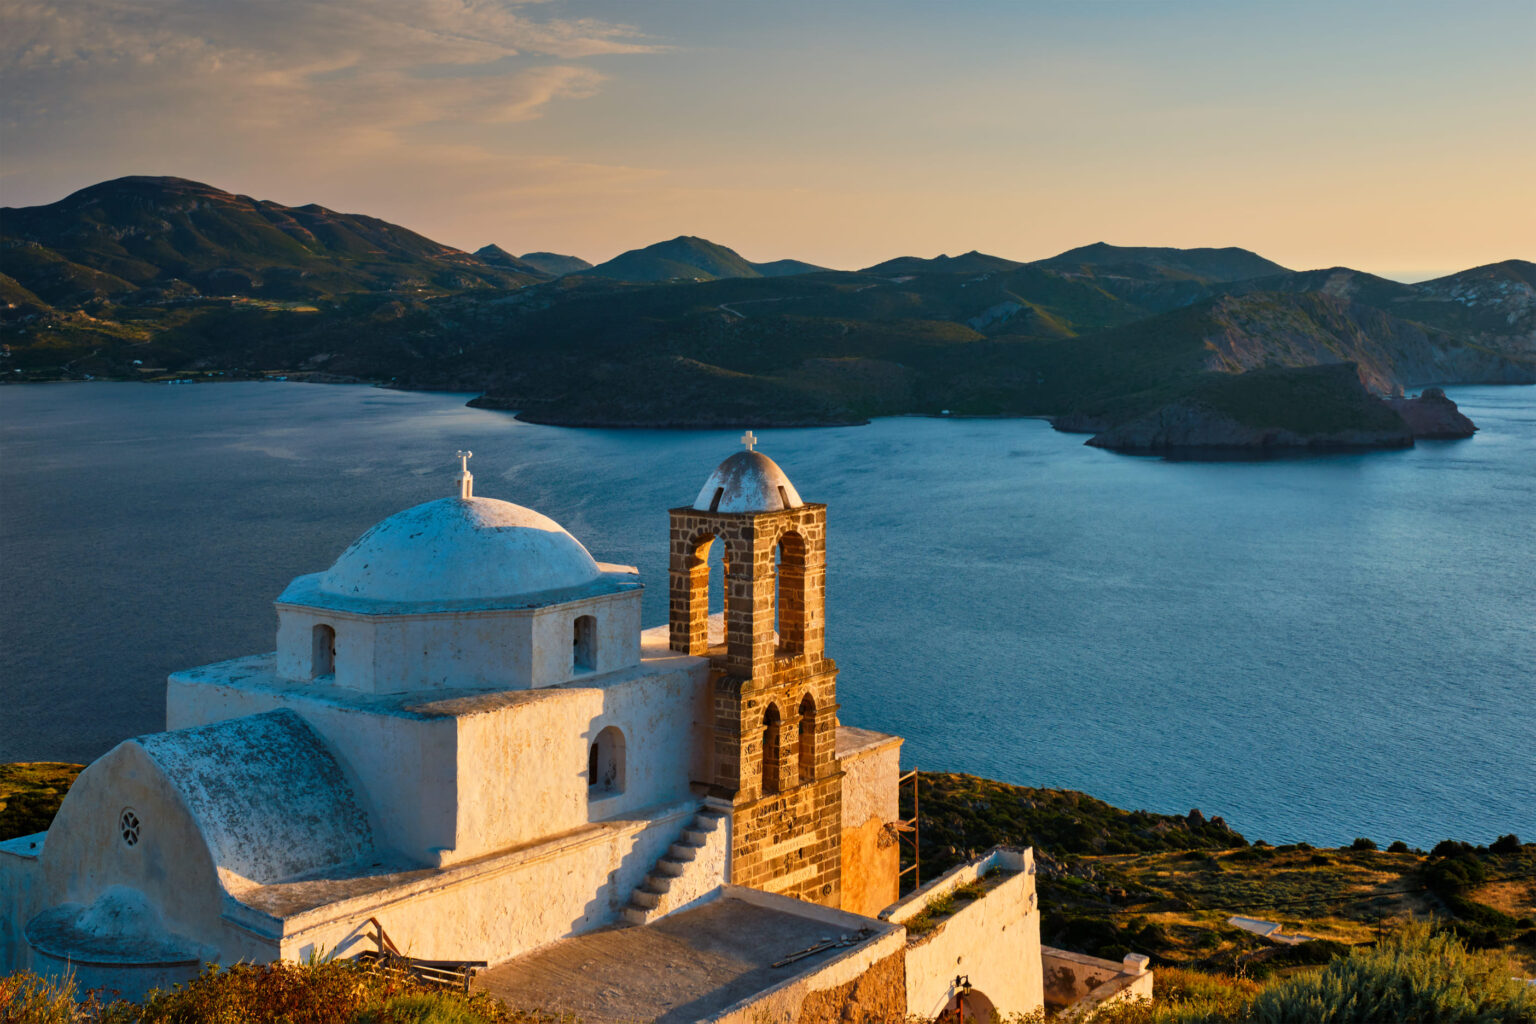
[681,828,711,844]
[623,905,648,926]
[632,889,661,909]
[668,843,700,861]
[655,858,687,877]
[643,876,673,894]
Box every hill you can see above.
[581,235,764,281]
[515,251,593,276]
[581,237,828,282]
[860,250,1024,276]
[753,257,829,277]
[470,244,546,276]
[0,176,542,305]
[912,772,1536,977]
[1035,242,1290,282]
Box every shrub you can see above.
[0,970,102,1024]
[1424,853,1488,894]
[1386,840,1409,853]
[1347,837,1376,851]
[0,959,546,1024]
[1431,839,1474,859]
[1490,833,1523,854]
[1247,921,1536,1024]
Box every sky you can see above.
[2,0,1532,280]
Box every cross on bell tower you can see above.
[668,442,842,907]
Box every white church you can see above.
[1,441,1151,1022]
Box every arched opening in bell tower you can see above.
[761,704,782,795]
[775,531,807,656]
[690,532,730,648]
[797,693,817,784]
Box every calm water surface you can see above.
[1,382,1532,847]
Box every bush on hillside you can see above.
[1491,833,1523,854]
[1078,923,1535,1024]
[1248,921,1535,1023]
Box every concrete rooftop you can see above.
[474,893,891,1023]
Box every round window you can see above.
[120,808,141,847]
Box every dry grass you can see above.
[0,763,84,842]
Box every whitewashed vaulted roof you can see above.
[693,451,804,513]
[316,496,603,604]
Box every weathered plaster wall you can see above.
[172,642,710,867]
[135,711,375,885]
[625,802,731,923]
[275,589,641,693]
[167,670,456,865]
[274,802,699,965]
[1043,946,1154,1017]
[529,592,641,686]
[837,730,901,918]
[36,743,225,947]
[838,818,898,921]
[451,660,706,860]
[886,848,1044,1019]
[0,834,46,972]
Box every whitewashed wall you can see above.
[886,847,1044,1018]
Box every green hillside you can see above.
[581,235,764,281]
[0,176,542,304]
[1035,242,1290,282]
[515,250,593,276]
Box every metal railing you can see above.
[354,917,487,992]
[897,768,921,893]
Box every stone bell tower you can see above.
[670,433,842,907]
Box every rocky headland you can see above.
[1080,364,1480,454]
[1385,387,1478,439]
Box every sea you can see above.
[1,381,1531,848]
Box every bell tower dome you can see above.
[670,432,842,907]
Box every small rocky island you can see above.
[1077,365,1478,455]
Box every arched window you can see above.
[588,725,626,795]
[762,704,782,795]
[798,693,817,784]
[311,624,335,679]
[775,532,807,656]
[693,532,728,648]
[573,615,597,673]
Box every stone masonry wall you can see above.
[669,503,844,909]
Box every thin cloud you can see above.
[1,0,656,136]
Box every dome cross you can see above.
[740,430,758,452]
[455,450,474,499]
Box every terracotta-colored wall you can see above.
[795,949,907,1024]
[840,815,899,917]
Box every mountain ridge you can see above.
[4,176,1532,453]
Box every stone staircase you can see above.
[623,804,730,925]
